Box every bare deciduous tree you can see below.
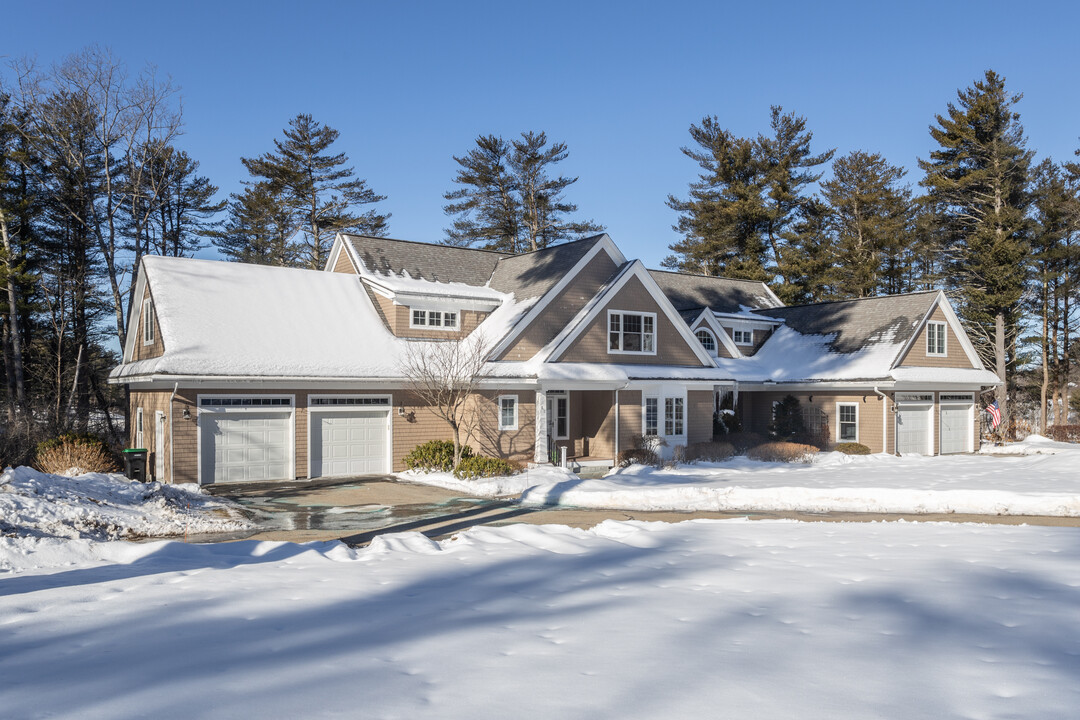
[398,334,490,470]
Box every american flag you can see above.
[986,401,1002,429]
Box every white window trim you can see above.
[135,407,145,448]
[695,328,717,356]
[409,308,460,331]
[730,328,754,346]
[926,321,947,357]
[607,310,657,356]
[664,396,685,437]
[643,395,659,436]
[836,402,859,444]
[498,395,519,431]
[142,298,155,346]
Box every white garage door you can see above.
[896,404,932,455]
[200,412,292,484]
[940,404,972,454]
[311,411,389,477]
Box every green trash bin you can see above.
[123,448,148,482]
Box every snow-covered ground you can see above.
[0,467,250,541]
[400,440,1080,516]
[2,519,1079,718]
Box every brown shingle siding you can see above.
[132,284,164,361]
[560,275,708,366]
[498,252,619,361]
[899,306,977,369]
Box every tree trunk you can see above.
[0,211,26,413]
[1040,279,1049,434]
[994,311,1008,438]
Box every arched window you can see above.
[696,328,716,355]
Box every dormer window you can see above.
[411,309,459,330]
[927,321,947,356]
[142,298,155,345]
[695,329,717,355]
[608,311,655,354]
[731,329,753,345]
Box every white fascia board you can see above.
[121,265,149,363]
[324,235,345,272]
[690,310,742,359]
[737,380,896,391]
[361,277,501,311]
[760,282,785,308]
[547,261,716,366]
[889,294,940,371]
[488,235,624,359]
[934,292,986,370]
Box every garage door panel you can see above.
[311,410,388,478]
[940,404,972,454]
[896,404,931,455]
[201,411,292,484]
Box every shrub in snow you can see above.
[404,440,474,472]
[747,441,818,463]
[836,442,871,455]
[453,456,518,480]
[1047,425,1080,443]
[34,434,119,476]
[618,435,663,468]
[724,432,767,454]
[684,441,736,462]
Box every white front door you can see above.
[940,404,972,454]
[200,411,292,484]
[547,394,568,461]
[896,404,932,455]
[154,411,165,481]
[311,411,389,477]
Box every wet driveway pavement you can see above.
[196,475,1080,547]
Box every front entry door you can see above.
[547,394,567,462]
[154,411,166,481]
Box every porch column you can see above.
[534,389,548,464]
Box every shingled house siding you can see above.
[743,391,888,453]
[133,284,164,361]
[687,390,714,445]
[497,252,619,361]
[899,306,976,369]
[129,390,172,481]
[332,250,357,274]
[617,390,642,453]
[169,388,537,483]
[560,276,708,366]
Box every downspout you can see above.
[168,382,178,484]
[873,386,888,454]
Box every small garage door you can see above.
[311,411,389,477]
[940,403,973,454]
[200,411,292,484]
[896,403,932,455]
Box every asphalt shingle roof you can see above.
[648,270,781,314]
[342,234,509,285]
[487,235,607,300]
[753,292,939,354]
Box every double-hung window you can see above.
[608,311,655,354]
[142,298,155,345]
[926,321,947,356]
[837,403,858,442]
[411,309,459,330]
[731,328,753,345]
[498,396,518,431]
[664,397,684,436]
[644,397,658,435]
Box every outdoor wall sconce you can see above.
[397,405,406,417]
[808,395,813,403]
[182,408,191,420]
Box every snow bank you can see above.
[0,466,250,540]
[3,520,1079,718]
[395,465,575,497]
[510,449,1080,516]
[979,433,1077,455]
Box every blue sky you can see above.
[5,0,1080,266]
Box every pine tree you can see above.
[666,108,833,292]
[782,198,837,303]
[665,119,769,279]
[149,147,224,257]
[239,114,389,269]
[820,151,913,298]
[919,70,1033,433]
[443,131,602,253]
[757,107,835,295]
[217,182,299,266]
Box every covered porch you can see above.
[533,382,724,469]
